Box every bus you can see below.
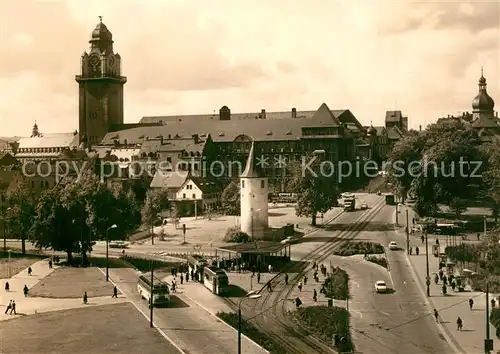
[203,266,229,295]
[343,195,356,211]
[137,274,170,307]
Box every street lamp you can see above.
[8,249,11,278]
[105,224,117,281]
[238,290,262,354]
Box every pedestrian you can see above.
[409,247,413,255]
[48,259,52,269]
[456,317,463,331]
[477,233,480,241]
[83,292,88,304]
[5,300,11,314]
[257,272,261,284]
[304,276,308,285]
[295,297,302,309]
[268,264,272,273]
[284,273,288,285]
[5,281,9,291]
[180,274,184,284]
[492,298,496,309]
[416,246,419,255]
[442,284,447,295]
[469,298,473,310]
[23,285,28,297]
[313,289,317,302]
[112,286,118,298]
[172,281,176,293]
[186,272,189,282]
[434,274,439,285]
[434,309,439,323]
[451,281,456,291]
[312,261,316,269]
[9,300,16,315]
[421,235,424,243]
[28,267,32,276]
[439,269,443,281]
[267,282,272,292]
[442,275,448,285]
[171,268,175,276]
[190,269,194,280]
[298,281,302,292]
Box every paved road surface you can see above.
[108,268,266,354]
[347,205,453,354]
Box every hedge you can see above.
[334,241,385,256]
[323,267,349,300]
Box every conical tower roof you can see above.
[241,140,260,178]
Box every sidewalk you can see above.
[161,274,269,354]
[396,204,500,354]
[0,259,128,321]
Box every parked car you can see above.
[360,203,368,210]
[388,241,398,250]
[281,236,300,244]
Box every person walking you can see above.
[469,298,474,310]
[28,267,32,276]
[313,289,317,302]
[9,300,16,315]
[5,300,12,314]
[257,272,261,284]
[284,273,288,285]
[304,276,308,285]
[434,309,439,323]
[112,286,118,298]
[267,282,272,292]
[23,285,29,297]
[415,246,420,255]
[298,281,303,292]
[83,292,88,304]
[456,317,463,331]
[180,274,184,285]
[5,281,9,291]
[48,259,52,269]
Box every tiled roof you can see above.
[188,177,218,194]
[150,170,189,189]
[158,139,205,153]
[106,104,353,145]
[17,133,79,149]
[385,111,402,123]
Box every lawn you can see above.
[0,303,180,354]
[28,268,117,298]
[0,258,39,278]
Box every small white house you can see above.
[175,176,219,212]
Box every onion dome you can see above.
[472,68,495,112]
[91,17,112,41]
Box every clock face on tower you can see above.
[108,54,116,68]
[89,54,100,72]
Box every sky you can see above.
[0,0,498,136]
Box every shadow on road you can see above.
[268,212,287,217]
[167,295,190,308]
[222,285,249,298]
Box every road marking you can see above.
[351,310,363,318]
[97,268,187,354]
[351,281,360,288]
[380,311,391,316]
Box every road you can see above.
[108,267,265,354]
[345,204,452,354]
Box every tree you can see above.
[141,189,170,238]
[221,181,240,215]
[448,197,468,219]
[289,158,339,226]
[5,179,35,254]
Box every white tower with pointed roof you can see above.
[240,140,268,239]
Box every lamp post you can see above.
[105,224,117,281]
[238,290,262,354]
[406,209,410,253]
[425,232,430,297]
[8,249,11,278]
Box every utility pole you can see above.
[150,260,154,328]
[406,209,410,253]
[425,233,430,297]
[395,203,399,225]
[151,214,154,245]
[485,281,493,354]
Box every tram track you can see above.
[225,196,386,353]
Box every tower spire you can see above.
[98,16,102,23]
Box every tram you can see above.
[203,266,229,295]
[187,255,208,282]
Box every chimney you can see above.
[419,125,422,131]
[292,107,297,118]
[192,134,199,144]
[260,109,266,119]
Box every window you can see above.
[261,180,265,188]
[167,157,172,163]
[31,181,35,188]
[242,180,245,188]
[183,193,186,199]
[192,193,196,199]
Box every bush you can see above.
[365,255,388,268]
[334,241,384,256]
[294,306,352,352]
[490,308,500,330]
[217,312,287,353]
[470,273,500,293]
[223,226,251,243]
[322,267,349,300]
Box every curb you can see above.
[392,207,465,354]
[178,288,270,354]
[97,268,187,354]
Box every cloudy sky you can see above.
[0,0,498,136]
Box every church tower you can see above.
[472,68,495,121]
[75,17,127,146]
[240,140,269,239]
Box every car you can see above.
[360,203,368,210]
[281,236,300,244]
[375,280,387,293]
[388,241,398,250]
[109,241,129,249]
